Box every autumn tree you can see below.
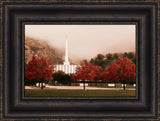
[123,52,128,58]
[106,53,113,60]
[98,64,119,83]
[113,53,119,60]
[123,52,136,64]
[127,52,135,59]
[107,57,136,90]
[25,55,54,89]
[52,71,73,85]
[97,54,105,60]
[98,71,108,81]
[72,60,100,90]
[90,53,119,70]
[90,54,106,70]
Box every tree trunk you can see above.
[95,80,97,86]
[123,83,126,90]
[41,80,43,90]
[83,79,86,90]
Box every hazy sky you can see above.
[25,25,135,63]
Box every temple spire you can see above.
[64,35,70,65]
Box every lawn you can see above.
[25,90,136,98]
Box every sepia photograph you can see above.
[24,24,136,97]
[2,1,158,120]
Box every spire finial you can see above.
[64,34,70,65]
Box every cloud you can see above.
[25,25,135,63]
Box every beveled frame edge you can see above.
[2,2,158,120]
[22,21,138,100]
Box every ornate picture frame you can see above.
[1,1,158,120]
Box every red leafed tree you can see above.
[25,55,54,89]
[106,63,120,82]
[98,64,120,83]
[106,53,112,59]
[72,60,100,90]
[107,57,136,90]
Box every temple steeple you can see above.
[64,35,70,65]
[54,35,77,74]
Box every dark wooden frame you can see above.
[2,2,157,120]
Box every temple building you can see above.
[54,37,78,74]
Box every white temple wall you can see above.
[54,64,78,74]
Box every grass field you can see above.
[25,90,136,98]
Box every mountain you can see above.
[25,37,64,64]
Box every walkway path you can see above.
[25,85,135,91]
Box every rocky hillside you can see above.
[25,37,64,64]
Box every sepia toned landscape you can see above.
[24,25,136,97]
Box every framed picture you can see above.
[24,24,137,98]
[2,1,158,120]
